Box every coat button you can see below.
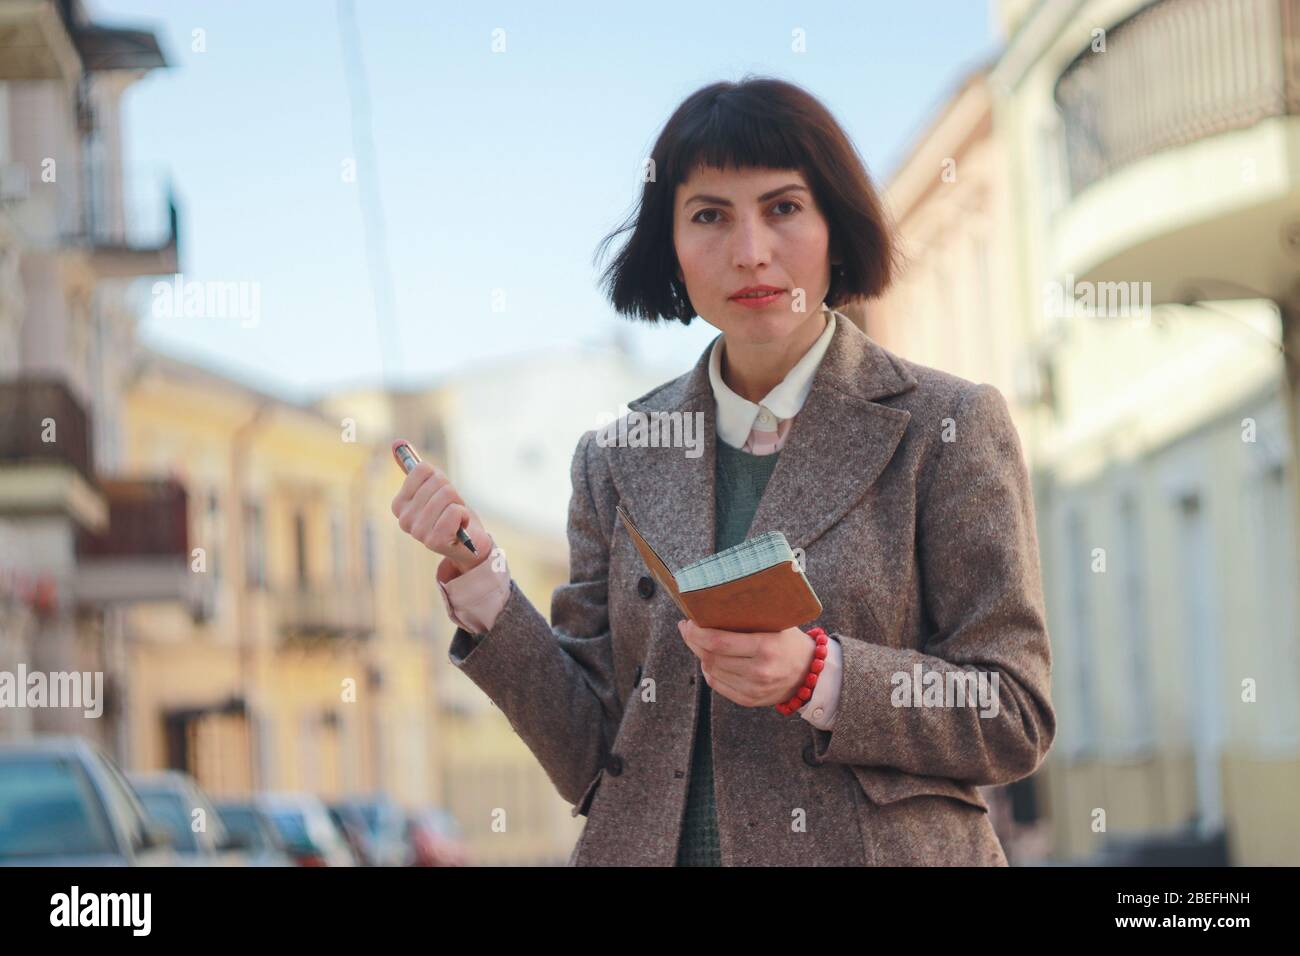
[637,575,655,599]
[802,742,818,766]
[606,753,624,776]
[633,665,643,687]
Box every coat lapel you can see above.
[607,314,918,571]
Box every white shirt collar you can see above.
[708,304,837,450]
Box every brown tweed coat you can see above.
[447,315,1055,866]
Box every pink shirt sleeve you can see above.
[436,549,511,634]
[797,634,842,730]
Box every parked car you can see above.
[328,795,407,867]
[127,770,247,866]
[325,803,373,865]
[212,799,295,867]
[0,736,175,866]
[257,792,357,866]
[404,806,470,867]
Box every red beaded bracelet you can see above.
[776,626,829,715]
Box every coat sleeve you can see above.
[445,428,622,806]
[806,382,1056,786]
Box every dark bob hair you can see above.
[595,75,896,326]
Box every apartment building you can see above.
[992,0,1300,864]
[114,347,448,808]
[0,0,192,754]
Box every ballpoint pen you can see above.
[391,439,478,556]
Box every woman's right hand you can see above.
[390,460,493,575]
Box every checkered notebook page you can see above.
[675,530,794,593]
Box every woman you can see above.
[390,77,1055,866]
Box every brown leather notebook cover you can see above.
[615,503,822,633]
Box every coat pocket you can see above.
[848,765,1004,866]
[849,764,989,813]
[570,767,606,818]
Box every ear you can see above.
[828,234,843,267]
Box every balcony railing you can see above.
[71,477,211,612]
[60,160,180,278]
[75,478,189,559]
[1054,0,1300,197]
[0,378,95,485]
[276,585,376,640]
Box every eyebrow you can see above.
[682,183,809,208]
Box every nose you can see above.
[729,213,773,272]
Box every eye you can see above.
[689,200,801,224]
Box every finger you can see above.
[392,461,438,517]
[399,471,447,533]
[428,502,470,551]
[409,482,460,543]
[678,635,711,671]
[681,620,722,652]
[390,463,431,515]
[707,654,767,684]
[403,469,465,537]
[702,667,753,707]
[677,621,706,657]
[689,622,760,658]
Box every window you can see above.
[1065,506,1099,756]
[206,489,222,588]
[243,501,265,588]
[0,756,117,858]
[330,510,345,583]
[1119,492,1155,751]
[362,519,376,585]
[1174,488,1225,834]
[293,511,308,588]
[136,791,198,853]
[1250,461,1300,750]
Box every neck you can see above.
[720,309,828,404]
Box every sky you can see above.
[91,0,1001,403]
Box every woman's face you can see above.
[673,164,835,346]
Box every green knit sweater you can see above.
[675,436,781,866]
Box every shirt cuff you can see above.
[798,634,842,730]
[436,549,511,634]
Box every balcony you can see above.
[276,585,375,641]
[73,478,210,614]
[0,0,166,80]
[0,0,80,81]
[0,377,104,527]
[1048,0,1300,303]
[61,161,180,279]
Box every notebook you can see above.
[615,502,822,633]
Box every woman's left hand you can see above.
[677,619,816,708]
